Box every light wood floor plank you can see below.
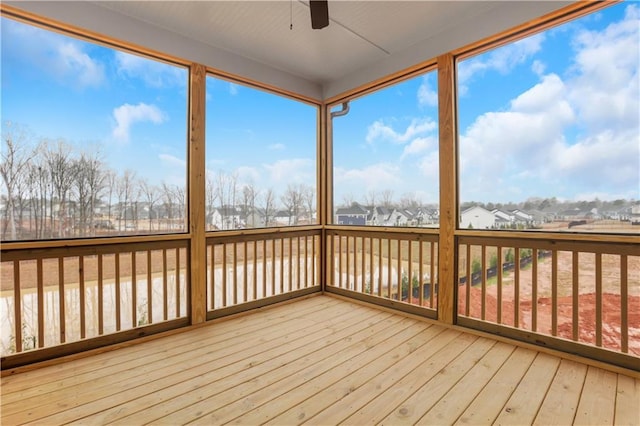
[533,359,588,425]
[614,375,640,425]
[2,300,362,424]
[417,342,515,425]
[493,353,560,425]
[574,366,619,425]
[145,311,409,425]
[0,295,637,426]
[375,337,496,426]
[35,303,386,425]
[455,346,537,425]
[267,327,458,425]
[310,335,480,424]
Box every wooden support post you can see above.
[189,63,207,324]
[437,53,457,325]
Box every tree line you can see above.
[1,123,316,240]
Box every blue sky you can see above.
[2,2,638,207]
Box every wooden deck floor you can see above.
[2,294,638,425]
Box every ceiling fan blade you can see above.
[310,0,329,29]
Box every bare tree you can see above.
[44,139,76,238]
[139,178,160,231]
[261,188,276,227]
[241,182,259,227]
[161,181,175,231]
[72,150,106,236]
[364,190,378,208]
[302,184,315,224]
[116,170,137,231]
[205,172,218,230]
[341,192,355,208]
[281,184,304,225]
[381,189,395,209]
[1,122,32,239]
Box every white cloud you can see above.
[268,143,285,151]
[401,136,436,160]
[115,51,185,88]
[112,103,166,142]
[531,60,546,76]
[418,151,440,181]
[237,166,261,183]
[366,117,436,144]
[4,19,105,89]
[458,33,545,95]
[263,158,314,183]
[334,163,402,190]
[417,75,438,107]
[228,83,239,95]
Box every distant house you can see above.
[335,204,368,225]
[461,206,495,229]
[631,204,640,225]
[367,206,392,226]
[210,206,243,230]
[273,210,294,226]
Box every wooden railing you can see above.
[457,234,639,370]
[206,228,322,318]
[0,237,190,366]
[325,227,438,318]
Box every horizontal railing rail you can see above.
[1,238,190,368]
[457,234,639,370]
[205,228,322,319]
[325,228,438,318]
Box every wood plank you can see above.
[456,347,537,425]
[417,342,515,424]
[574,366,618,425]
[5,300,374,424]
[257,326,450,425]
[614,375,640,425]
[193,319,428,425]
[312,334,487,425]
[493,353,560,425]
[533,359,588,425]
[372,337,496,425]
[110,310,403,425]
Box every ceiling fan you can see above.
[309,0,329,29]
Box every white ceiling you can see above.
[6,1,573,101]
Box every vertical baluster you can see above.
[115,253,121,331]
[175,248,180,317]
[296,237,301,291]
[131,253,136,327]
[244,241,248,302]
[361,237,366,293]
[595,252,602,347]
[13,261,22,352]
[233,242,238,305]
[377,238,382,297]
[430,242,435,308]
[419,241,424,307]
[163,249,168,320]
[288,237,293,292]
[514,247,520,328]
[338,236,343,288]
[98,254,104,335]
[304,236,308,288]
[397,240,402,301]
[222,243,227,308]
[387,239,392,299]
[346,237,351,290]
[553,249,559,337]
[465,244,470,317]
[532,248,538,333]
[262,240,267,298]
[37,258,44,348]
[481,246,486,321]
[621,255,628,353]
[59,257,66,343]
[407,240,413,304]
[271,239,276,296]
[497,246,502,324]
[79,255,86,338]
[253,240,258,299]
[280,238,284,294]
[147,250,152,324]
[369,237,374,295]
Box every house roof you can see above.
[7,1,573,101]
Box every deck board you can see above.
[1,294,638,426]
